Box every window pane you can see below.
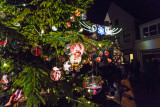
[149,25,157,36]
[143,27,149,37]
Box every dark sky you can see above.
[87,0,160,24]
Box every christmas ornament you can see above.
[66,22,71,27]
[63,61,73,72]
[1,74,10,84]
[79,28,83,33]
[0,37,7,47]
[64,44,72,55]
[70,43,84,56]
[0,11,6,18]
[70,16,76,22]
[1,84,8,90]
[15,89,23,100]
[104,51,109,56]
[74,66,80,72]
[75,9,80,16]
[99,51,103,56]
[96,57,101,63]
[31,45,42,56]
[84,76,102,95]
[14,23,20,27]
[70,55,82,66]
[50,67,62,81]
[81,13,87,20]
[13,41,21,49]
[52,26,58,31]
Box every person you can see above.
[130,58,140,82]
[105,56,118,98]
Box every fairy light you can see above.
[4,62,7,66]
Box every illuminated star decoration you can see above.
[97,26,105,35]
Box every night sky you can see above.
[87,0,160,24]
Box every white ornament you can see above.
[52,26,58,31]
[63,61,72,72]
[70,55,82,66]
[70,43,84,56]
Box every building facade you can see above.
[104,2,140,63]
[135,18,160,72]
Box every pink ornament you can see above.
[66,22,71,27]
[1,75,9,84]
[93,89,97,95]
[15,89,23,99]
[70,16,76,22]
[50,67,62,81]
[70,43,84,56]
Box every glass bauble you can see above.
[70,55,82,66]
[70,43,84,56]
[84,76,102,95]
[50,67,62,81]
[1,74,10,84]
[64,44,72,55]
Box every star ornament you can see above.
[63,61,72,72]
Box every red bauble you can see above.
[31,45,42,56]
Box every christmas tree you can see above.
[0,0,113,106]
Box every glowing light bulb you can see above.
[4,63,7,66]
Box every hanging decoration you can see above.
[75,9,81,16]
[96,57,101,63]
[14,23,20,27]
[1,74,10,84]
[0,37,7,47]
[64,44,72,55]
[70,16,76,22]
[63,61,73,72]
[104,51,109,56]
[84,76,102,95]
[14,89,23,100]
[31,45,42,56]
[52,26,58,31]
[70,43,84,57]
[50,67,62,81]
[0,11,6,18]
[66,22,71,27]
[70,55,82,66]
[99,51,103,56]
[81,13,87,20]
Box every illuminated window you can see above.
[149,25,157,36]
[143,27,149,37]
[114,19,119,26]
[123,30,131,43]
